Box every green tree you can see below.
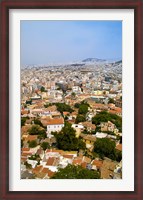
[92,111,122,131]
[26,99,32,105]
[24,161,32,169]
[75,114,86,124]
[28,140,37,148]
[40,86,45,92]
[44,103,53,108]
[94,138,116,160]
[51,164,100,179]
[28,125,46,137]
[41,142,50,151]
[92,111,109,125]
[55,103,74,113]
[28,125,41,135]
[21,139,24,148]
[74,103,80,108]
[78,104,88,115]
[115,150,122,162]
[108,98,115,104]
[28,154,40,161]
[21,117,27,127]
[37,129,47,140]
[34,118,43,127]
[71,92,76,98]
[55,122,85,151]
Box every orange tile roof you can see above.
[45,149,63,154]
[108,110,117,114]
[92,160,103,168]
[63,112,70,115]
[81,162,87,168]
[63,154,74,159]
[32,166,43,174]
[22,148,30,151]
[114,107,122,113]
[82,156,91,164]
[21,157,27,162]
[109,107,122,114]
[41,168,50,174]
[26,135,38,141]
[47,170,55,178]
[116,144,122,151]
[21,152,32,156]
[21,110,29,115]
[46,118,64,125]
[46,157,55,166]
[72,157,82,165]
[40,168,55,177]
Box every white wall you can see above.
[47,124,64,133]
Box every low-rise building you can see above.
[46,118,64,134]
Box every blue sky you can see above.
[20,21,122,65]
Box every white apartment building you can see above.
[47,118,64,134]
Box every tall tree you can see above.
[51,164,100,179]
[28,140,37,148]
[78,104,88,115]
[94,138,116,159]
[55,122,85,151]
[75,114,86,123]
[41,142,50,151]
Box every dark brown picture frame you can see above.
[0,0,142,199]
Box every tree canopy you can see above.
[40,86,46,92]
[34,118,44,127]
[55,122,86,151]
[41,142,50,151]
[94,138,122,161]
[55,103,74,113]
[51,164,100,179]
[78,104,88,115]
[21,117,27,127]
[108,98,115,104]
[74,103,80,108]
[28,140,37,148]
[28,125,47,139]
[92,111,122,131]
[75,114,86,124]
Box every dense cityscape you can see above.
[21,58,122,179]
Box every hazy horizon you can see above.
[21,21,122,66]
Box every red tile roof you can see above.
[22,148,30,151]
[32,166,43,174]
[21,152,32,156]
[46,118,64,125]
[41,168,55,177]
[63,112,70,115]
[82,156,91,164]
[81,162,87,168]
[92,160,103,168]
[26,135,38,141]
[63,154,74,159]
[116,144,122,151]
[72,157,82,165]
[46,157,59,166]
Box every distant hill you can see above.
[115,60,122,64]
[82,58,107,63]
